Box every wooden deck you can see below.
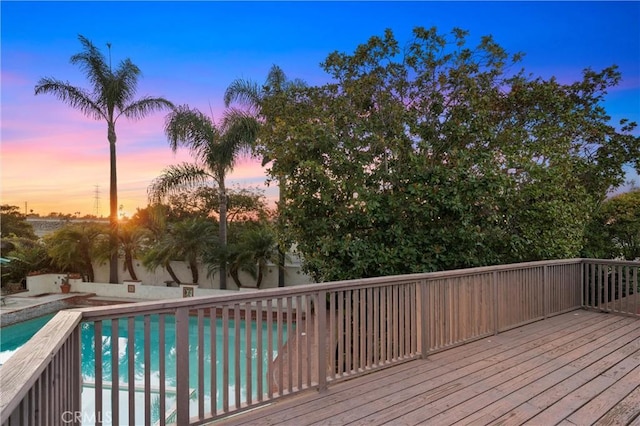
[216,310,640,426]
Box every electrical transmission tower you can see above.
[94,185,101,217]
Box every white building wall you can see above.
[90,258,312,290]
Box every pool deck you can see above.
[0,292,142,326]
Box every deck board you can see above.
[214,310,640,426]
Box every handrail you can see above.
[76,258,585,321]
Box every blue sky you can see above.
[1,1,639,216]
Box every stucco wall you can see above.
[88,258,312,289]
[25,258,314,299]
[25,274,248,300]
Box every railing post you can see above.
[175,307,190,424]
[419,280,429,359]
[543,265,548,319]
[580,260,585,308]
[493,271,499,335]
[316,290,327,391]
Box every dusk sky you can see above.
[1,1,639,217]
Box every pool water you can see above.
[1,313,286,424]
[0,313,56,365]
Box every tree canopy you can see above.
[1,205,37,240]
[259,27,640,282]
[583,189,640,261]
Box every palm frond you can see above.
[70,35,110,96]
[217,109,260,170]
[112,58,141,107]
[265,64,287,93]
[223,79,261,109]
[120,96,174,122]
[164,105,218,154]
[148,163,214,203]
[34,78,106,120]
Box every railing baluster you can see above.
[111,318,119,425]
[128,317,135,425]
[197,309,205,419]
[244,303,252,405]
[175,307,190,425]
[295,295,302,390]
[94,320,103,426]
[222,305,229,412]
[330,291,338,379]
[305,294,312,386]
[374,287,380,364]
[255,301,263,402]
[286,297,293,394]
[276,298,283,395]
[266,300,273,400]
[633,266,638,316]
[144,315,151,426]
[367,287,373,367]
[158,314,166,426]
[337,291,344,376]
[352,289,359,372]
[360,288,366,369]
[210,307,217,416]
[346,290,352,373]
[316,291,327,391]
[234,304,241,408]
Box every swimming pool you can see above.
[1,312,285,424]
[0,313,56,365]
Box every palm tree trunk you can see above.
[230,267,243,288]
[125,252,138,281]
[166,263,181,284]
[219,182,228,290]
[108,122,119,284]
[189,259,199,284]
[256,262,264,289]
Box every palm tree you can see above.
[149,105,259,289]
[205,224,280,289]
[118,221,151,281]
[144,218,217,285]
[44,222,108,282]
[236,225,280,288]
[133,204,183,284]
[34,35,174,283]
[224,65,306,287]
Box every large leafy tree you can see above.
[0,205,37,240]
[1,239,52,287]
[34,35,174,283]
[149,106,259,289]
[261,27,639,282]
[225,65,306,287]
[584,190,640,260]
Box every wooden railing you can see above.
[582,259,640,317]
[1,258,636,425]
